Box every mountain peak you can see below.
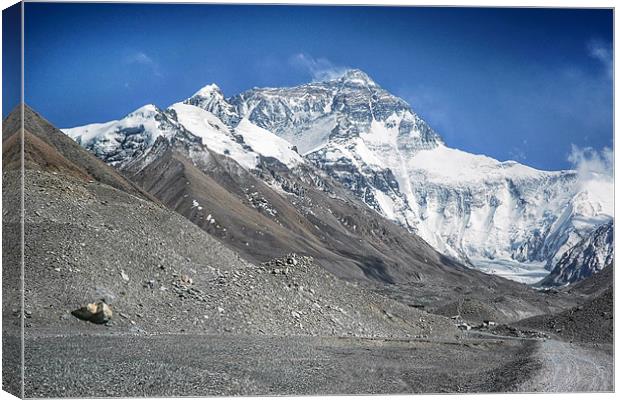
[338,69,377,86]
[192,83,224,98]
[128,104,160,117]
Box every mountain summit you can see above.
[336,68,378,86]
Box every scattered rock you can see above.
[179,274,193,286]
[71,301,113,324]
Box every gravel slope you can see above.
[21,168,457,340]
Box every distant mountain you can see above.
[539,221,613,287]
[63,69,613,282]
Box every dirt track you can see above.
[516,340,613,392]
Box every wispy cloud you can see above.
[508,144,527,162]
[289,53,348,81]
[568,144,613,182]
[587,39,613,79]
[124,51,163,78]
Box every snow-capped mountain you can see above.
[223,70,613,269]
[63,69,613,281]
[539,221,614,287]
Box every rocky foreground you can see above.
[22,334,540,397]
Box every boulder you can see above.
[71,301,113,324]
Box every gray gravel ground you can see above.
[23,333,538,398]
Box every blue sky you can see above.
[17,4,613,171]
[3,2,20,116]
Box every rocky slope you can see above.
[2,105,24,399]
[514,288,613,344]
[22,168,455,339]
[539,221,613,287]
[568,264,614,298]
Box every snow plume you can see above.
[568,145,613,181]
[290,53,348,81]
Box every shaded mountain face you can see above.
[62,69,613,284]
[539,221,614,287]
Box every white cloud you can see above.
[587,39,612,79]
[567,144,613,181]
[289,53,348,81]
[124,51,162,77]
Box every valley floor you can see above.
[17,332,612,397]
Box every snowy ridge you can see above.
[63,105,183,167]
[184,83,239,126]
[64,101,303,172]
[168,103,258,170]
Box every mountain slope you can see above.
[9,104,458,340]
[8,105,158,202]
[514,288,613,343]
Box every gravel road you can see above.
[516,339,613,392]
[23,333,539,397]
